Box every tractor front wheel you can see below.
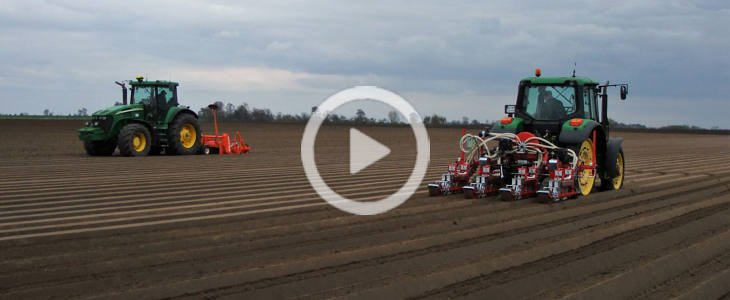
[168,114,201,155]
[118,124,152,156]
[601,149,625,190]
[83,140,116,156]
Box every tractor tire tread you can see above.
[118,123,151,157]
[167,113,201,155]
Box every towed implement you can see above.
[429,68,628,202]
[200,104,250,155]
[457,131,579,202]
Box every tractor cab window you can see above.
[583,87,596,120]
[521,85,576,120]
[131,86,153,105]
[156,87,176,107]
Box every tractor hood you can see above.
[92,104,143,116]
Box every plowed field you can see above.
[1,119,729,299]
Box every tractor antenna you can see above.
[571,62,576,77]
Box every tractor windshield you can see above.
[521,85,576,120]
[131,86,153,105]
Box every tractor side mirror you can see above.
[505,105,516,116]
[620,85,628,100]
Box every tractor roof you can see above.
[129,80,179,87]
[521,76,599,86]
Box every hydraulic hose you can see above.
[459,132,577,169]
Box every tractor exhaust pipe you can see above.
[115,81,127,105]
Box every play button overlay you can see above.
[349,128,391,175]
[301,86,430,215]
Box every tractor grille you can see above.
[91,116,113,131]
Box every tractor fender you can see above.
[166,107,198,124]
[106,118,153,139]
[603,138,624,178]
[123,119,154,134]
[558,119,603,145]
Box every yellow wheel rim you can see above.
[133,132,146,152]
[180,124,196,149]
[577,139,595,196]
[612,152,624,189]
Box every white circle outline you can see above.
[300,86,430,215]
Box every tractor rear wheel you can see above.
[573,138,596,196]
[83,140,116,156]
[168,114,201,155]
[118,124,151,156]
[601,149,625,190]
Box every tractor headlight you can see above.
[93,121,99,126]
[85,121,90,127]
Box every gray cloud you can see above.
[0,0,728,128]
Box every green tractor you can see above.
[78,76,202,156]
[491,68,628,195]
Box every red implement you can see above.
[200,104,251,155]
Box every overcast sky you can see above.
[1,0,728,128]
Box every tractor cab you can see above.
[493,68,628,145]
[128,76,180,124]
[506,73,601,140]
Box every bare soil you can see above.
[0,119,728,299]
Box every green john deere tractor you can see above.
[491,69,629,194]
[78,76,202,156]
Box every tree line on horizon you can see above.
[0,103,726,131]
[197,101,491,128]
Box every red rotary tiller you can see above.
[200,104,251,155]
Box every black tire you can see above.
[167,114,201,155]
[601,149,625,190]
[83,140,116,156]
[117,123,152,157]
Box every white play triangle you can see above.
[349,128,391,175]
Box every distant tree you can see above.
[43,109,51,116]
[423,114,447,127]
[355,109,366,123]
[462,116,469,125]
[77,108,88,117]
[224,103,235,120]
[250,108,274,122]
[388,110,400,124]
[233,103,250,121]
